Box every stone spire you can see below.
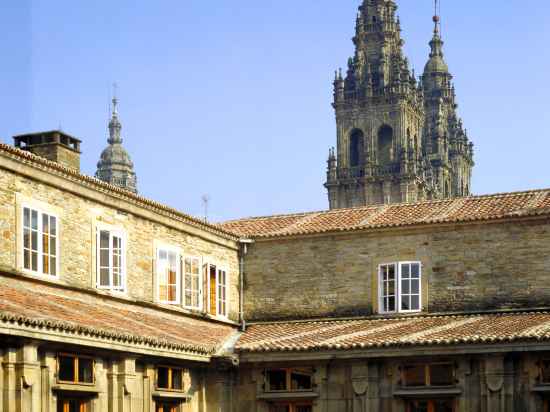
[421,0,474,198]
[95,89,138,193]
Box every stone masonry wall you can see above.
[233,351,547,412]
[243,219,550,321]
[0,161,240,322]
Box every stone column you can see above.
[351,363,368,412]
[2,342,41,412]
[484,355,505,412]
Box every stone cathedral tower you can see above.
[325,0,474,209]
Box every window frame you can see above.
[57,353,95,386]
[183,256,203,310]
[216,267,228,318]
[155,365,185,392]
[96,226,127,293]
[264,367,314,393]
[401,362,455,388]
[539,359,550,384]
[378,261,422,314]
[21,204,60,278]
[156,245,182,305]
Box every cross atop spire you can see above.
[108,83,122,144]
[433,0,441,35]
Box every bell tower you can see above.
[325,0,433,209]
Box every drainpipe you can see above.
[239,239,253,332]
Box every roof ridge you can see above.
[0,144,239,241]
[245,308,550,327]
[220,188,550,226]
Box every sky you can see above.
[1,1,549,222]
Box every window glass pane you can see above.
[430,364,454,386]
[78,358,94,383]
[31,210,38,230]
[401,295,410,311]
[433,399,454,412]
[31,230,38,252]
[290,368,313,390]
[58,356,75,382]
[24,249,30,269]
[267,369,287,391]
[157,367,169,389]
[100,231,109,248]
[403,364,426,386]
[542,360,550,383]
[24,207,30,227]
[387,296,395,312]
[100,268,110,286]
[50,216,57,236]
[402,278,410,294]
[411,263,420,278]
[31,251,38,271]
[407,400,429,412]
[51,257,57,276]
[172,369,183,390]
[42,214,49,234]
[50,237,57,256]
[411,295,420,311]
[270,406,290,412]
[411,279,420,294]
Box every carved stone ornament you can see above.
[352,378,368,396]
[486,374,504,393]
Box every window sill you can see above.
[532,385,550,393]
[52,384,99,394]
[257,391,319,401]
[153,390,191,400]
[393,387,462,398]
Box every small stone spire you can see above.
[108,88,122,144]
[430,0,444,58]
[95,85,138,193]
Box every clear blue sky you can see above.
[1,1,549,221]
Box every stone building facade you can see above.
[325,0,474,209]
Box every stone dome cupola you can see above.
[95,93,138,193]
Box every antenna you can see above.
[201,194,211,222]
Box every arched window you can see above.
[349,129,365,168]
[378,125,393,165]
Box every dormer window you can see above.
[379,262,421,314]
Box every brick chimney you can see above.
[13,130,82,171]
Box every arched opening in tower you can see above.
[349,129,365,168]
[378,125,394,166]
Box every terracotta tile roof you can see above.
[236,312,550,353]
[0,274,235,356]
[220,189,550,238]
[0,144,238,241]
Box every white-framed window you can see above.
[217,268,228,317]
[184,257,202,309]
[22,206,59,277]
[157,247,181,304]
[378,262,421,314]
[204,263,229,317]
[96,228,126,292]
